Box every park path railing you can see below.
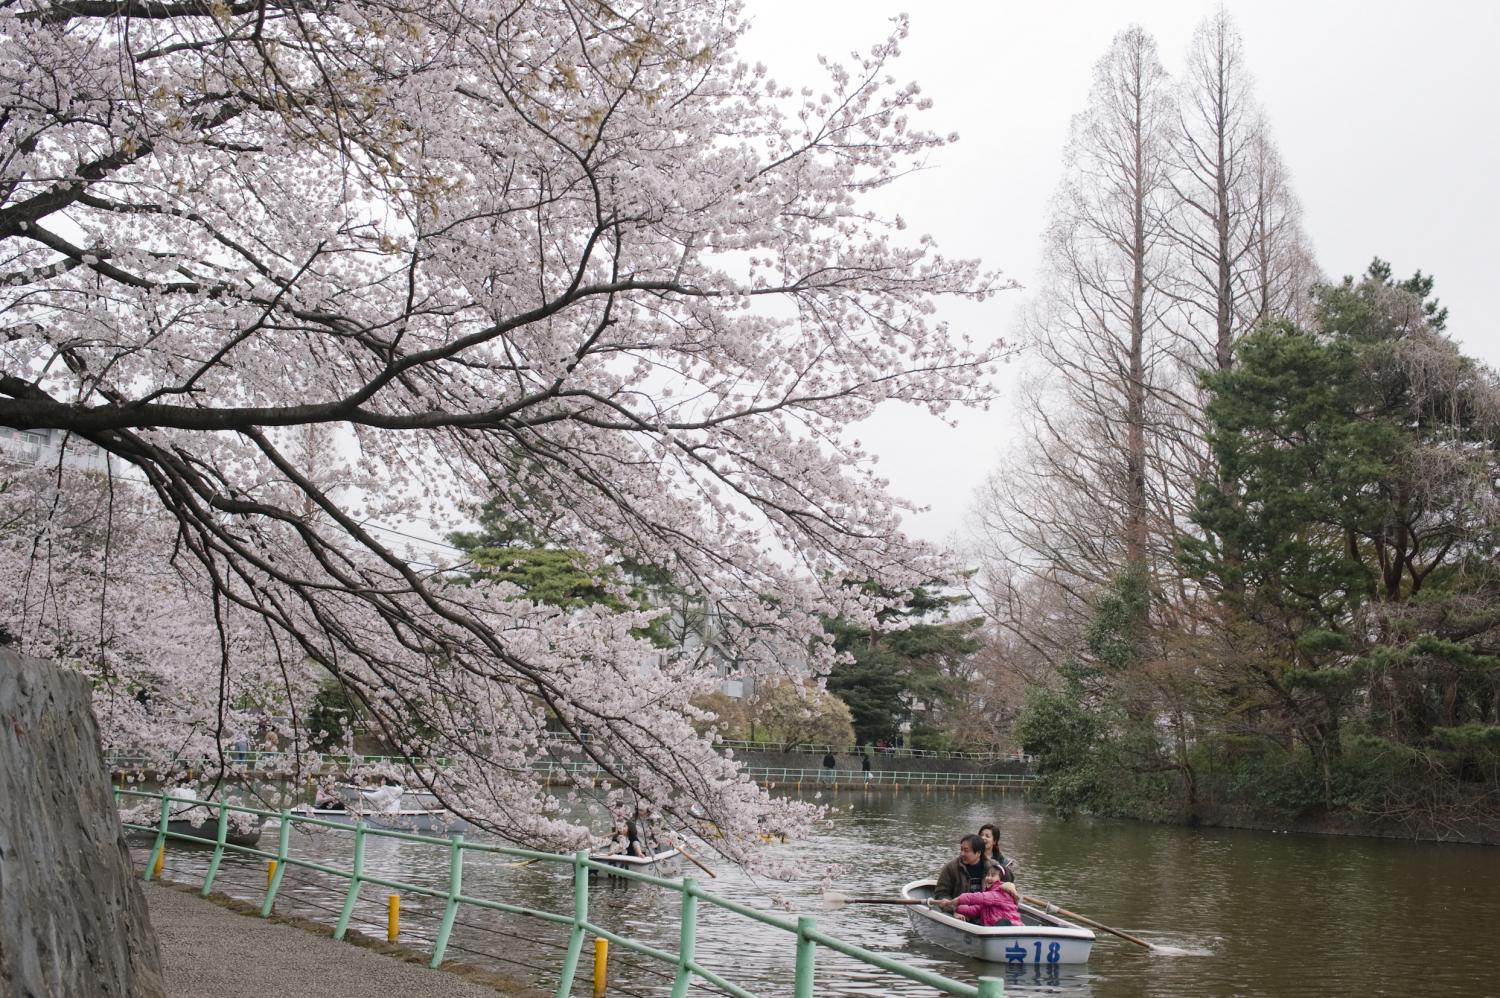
[715,740,1032,764]
[118,789,1004,998]
[738,768,1034,789]
[108,750,440,775]
[107,737,1033,777]
[530,760,1036,790]
[109,753,1038,794]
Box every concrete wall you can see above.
[730,747,1031,775]
[0,649,165,997]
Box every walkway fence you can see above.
[109,754,1039,792]
[108,737,1032,777]
[717,740,1032,764]
[532,760,1037,791]
[118,789,1003,998]
[738,768,1034,790]
[108,751,444,775]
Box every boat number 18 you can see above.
[1006,942,1062,964]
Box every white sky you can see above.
[738,0,1500,550]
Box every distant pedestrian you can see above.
[821,750,836,782]
[861,753,872,773]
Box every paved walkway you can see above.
[144,882,529,997]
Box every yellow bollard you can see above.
[267,859,277,885]
[152,850,163,878]
[593,938,609,997]
[388,895,400,943]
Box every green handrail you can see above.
[555,850,590,996]
[262,810,292,917]
[430,833,465,967]
[116,789,1003,998]
[334,821,367,940]
[794,915,816,998]
[673,876,698,998]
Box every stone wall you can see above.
[0,649,165,997]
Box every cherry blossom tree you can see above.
[0,1,1002,852]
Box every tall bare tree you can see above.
[974,27,1176,643]
[1167,9,1317,371]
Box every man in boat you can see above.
[932,833,989,901]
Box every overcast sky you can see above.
[737,0,1500,550]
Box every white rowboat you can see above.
[286,784,469,834]
[590,847,682,876]
[901,879,1095,965]
[164,815,265,847]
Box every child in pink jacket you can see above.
[936,862,1022,926]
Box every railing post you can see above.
[670,877,698,998]
[554,850,591,998]
[334,822,367,939]
[794,915,816,998]
[978,975,1005,998]
[201,799,231,895]
[429,833,465,967]
[144,792,171,881]
[260,809,292,917]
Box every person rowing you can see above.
[932,833,988,900]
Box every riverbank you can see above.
[1180,803,1500,846]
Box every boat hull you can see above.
[161,816,264,848]
[288,806,469,834]
[902,879,1094,965]
[591,848,682,877]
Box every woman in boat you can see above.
[626,802,654,857]
[606,814,631,855]
[978,823,1014,881]
[934,861,1022,926]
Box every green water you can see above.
[146,787,1500,997]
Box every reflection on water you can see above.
[140,788,1500,998]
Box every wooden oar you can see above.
[673,841,718,879]
[1021,894,1155,951]
[823,891,930,908]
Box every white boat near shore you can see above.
[901,879,1095,965]
[128,788,266,847]
[590,847,682,876]
[163,814,266,847]
[286,784,469,834]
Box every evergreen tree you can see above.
[1182,261,1500,803]
[826,582,984,746]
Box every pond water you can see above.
[140,786,1500,997]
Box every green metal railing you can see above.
[738,768,1034,789]
[533,759,1036,789]
[108,751,446,773]
[109,752,1037,792]
[716,740,1032,764]
[119,789,1002,998]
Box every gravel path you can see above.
[144,882,529,997]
